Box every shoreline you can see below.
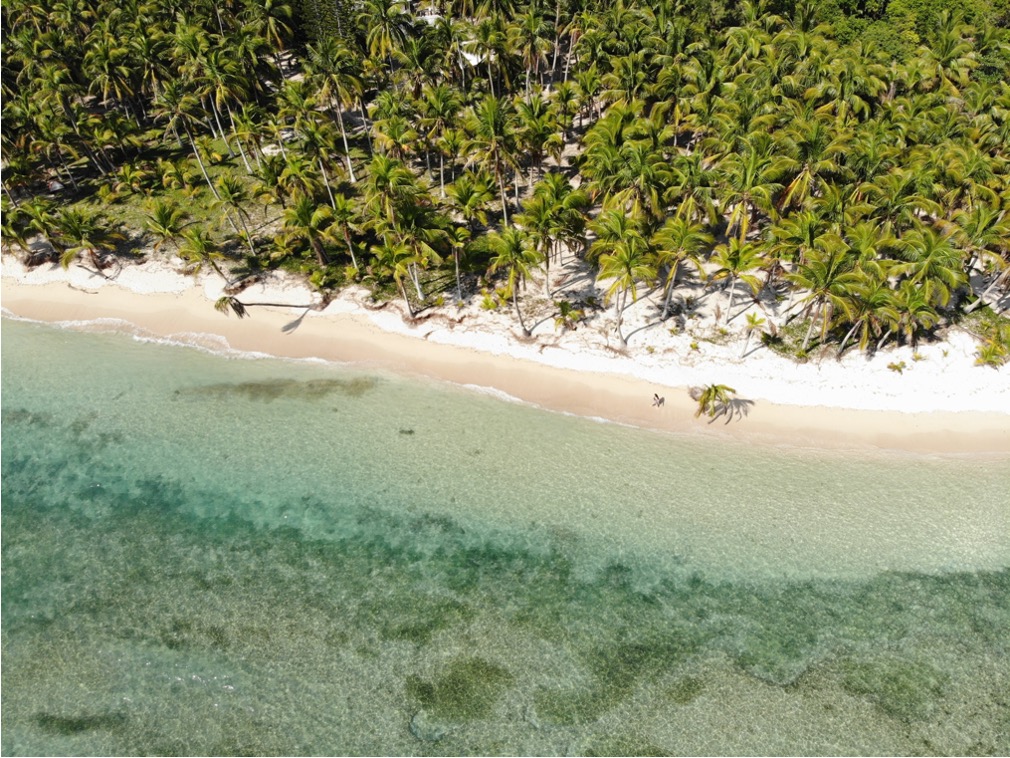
[2,257,1009,455]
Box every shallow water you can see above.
[2,316,1008,756]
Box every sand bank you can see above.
[2,257,1008,454]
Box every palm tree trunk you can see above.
[725,275,736,324]
[318,157,336,209]
[662,261,680,319]
[409,262,424,300]
[616,287,627,347]
[2,179,19,208]
[398,277,415,318]
[212,101,235,157]
[230,206,257,257]
[497,171,510,226]
[439,153,446,198]
[310,236,328,267]
[225,103,253,173]
[187,126,222,201]
[876,329,892,351]
[543,244,551,296]
[513,285,530,336]
[454,248,462,303]
[550,0,562,80]
[802,306,818,350]
[335,107,357,182]
[839,320,862,355]
[965,269,1010,313]
[342,227,358,271]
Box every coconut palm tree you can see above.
[651,216,712,319]
[420,84,461,197]
[709,238,765,325]
[447,170,496,234]
[893,227,967,309]
[178,226,229,280]
[465,95,519,225]
[306,37,363,183]
[786,242,858,351]
[692,383,737,418]
[55,207,124,272]
[596,233,655,348]
[144,199,188,252]
[281,195,336,268]
[488,225,536,336]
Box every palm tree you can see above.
[144,199,188,252]
[372,237,418,317]
[153,80,221,200]
[55,208,123,272]
[946,205,1010,312]
[716,137,785,243]
[651,216,712,319]
[178,226,229,280]
[786,243,858,351]
[709,239,765,325]
[837,270,899,355]
[893,227,967,309]
[516,93,559,191]
[359,0,411,77]
[692,383,737,418]
[740,312,766,357]
[306,37,362,183]
[488,226,536,336]
[364,154,420,230]
[420,84,461,197]
[465,95,518,225]
[447,171,495,234]
[596,233,655,348]
[281,195,335,268]
[331,193,362,272]
[446,224,471,303]
[213,175,257,257]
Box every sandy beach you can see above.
[2,255,1009,454]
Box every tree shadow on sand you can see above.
[708,397,755,424]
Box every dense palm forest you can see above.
[2,0,1009,363]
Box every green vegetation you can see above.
[406,656,514,721]
[2,0,1009,357]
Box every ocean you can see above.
[2,315,1008,756]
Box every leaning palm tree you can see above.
[178,227,229,281]
[55,208,123,272]
[691,383,737,419]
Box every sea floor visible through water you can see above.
[1,316,1008,756]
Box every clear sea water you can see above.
[2,316,1008,756]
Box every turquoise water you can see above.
[2,316,1008,756]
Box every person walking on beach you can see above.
[652,393,665,407]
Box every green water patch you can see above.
[176,376,379,403]
[837,655,948,721]
[33,712,129,736]
[407,657,515,722]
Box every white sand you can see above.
[3,253,1008,454]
